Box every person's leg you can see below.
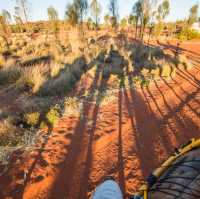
[91,178,123,199]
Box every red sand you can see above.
[0,42,200,199]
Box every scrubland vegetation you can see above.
[0,0,199,176]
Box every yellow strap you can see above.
[135,138,200,199]
[144,190,147,199]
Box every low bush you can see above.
[141,78,150,88]
[45,106,60,127]
[177,28,200,40]
[100,90,117,106]
[132,76,142,85]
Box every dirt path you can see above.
[0,42,200,199]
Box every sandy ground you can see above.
[0,41,200,199]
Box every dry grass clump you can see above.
[23,112,40,127]
[64,97,82,116]
[50,63,64,77]
[151,47,164,59]
[161,64,172,77]
[16,66,45,93]
[0,118,22,146]
[130,44,165,70]
[24,44,35,55]
[127,43,180,80]
[0,66,22,85]
[97,89,118,106]
[23,97,52,113]
[150,67,161,77]
[39,68,76,96]
[39,57,87,96]
[0,116,38,175]
[178,54,192,70]
[132,76,151,88]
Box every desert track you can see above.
[0,42,200,199]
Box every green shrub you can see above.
[141,78,150,88]
[46,106,60,126]
[177,28,200,40]
[132,76,142,85]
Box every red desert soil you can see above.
[0,42,200,199]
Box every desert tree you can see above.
[2,10,12,24]
[0,12,11,50]
[87,17,95,30]
[16,0,29,22]
[147,9,157,44]
[90,0,101,29]
[128,15,135,26]
[47,6,59,41]
[145,0,157,42]
[157,0,170,21]
[132,0,142,39]
[120,18,127,29]
[188,4,199,26]
[178,4,199,40]
[47,6,58,21]
[128,15,136,33]
[65,3,79,26]
[104,14,110,26]
[74,0,88,25]
[109,16,117,28]
[132,0,159,41]
[140,0,158,40]
[167,22,176,39]
[155,0,170,37]
[140,0,151,40]
[109,0,119,28]
[14,6,23,32]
